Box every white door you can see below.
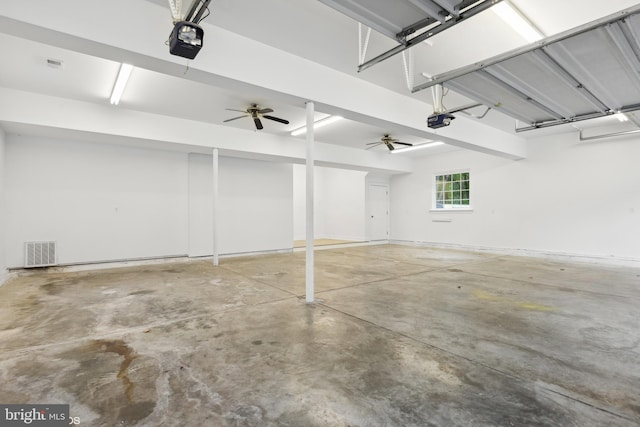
[369,184,388,241]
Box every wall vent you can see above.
[24,241,58,268]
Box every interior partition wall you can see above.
[5,134,295,268]
[0,128,6,283]
[5,135,189,267]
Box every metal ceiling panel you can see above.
[447,73,552,123]
[317,0,444,39]
[414,4,640,131]
[484,55,596,118]
[317,0,486,41]
[548,27,640,109]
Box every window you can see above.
[434,171,471,210]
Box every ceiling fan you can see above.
[224,104,290,130]
[366,134,413,151]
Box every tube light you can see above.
[391,141,444,153]
[615,112,629,122]
[110,63,134,105]
[290,115,343,136]
[492,2,543,43]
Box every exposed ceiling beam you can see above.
[0,87,415,173]
[0,0,527,160]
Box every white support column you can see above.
[305,101,315,303]
[212,148,219,266]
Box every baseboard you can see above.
[217,247,294,259]
[323,235,368,242]
[0,269,8,288]
[7,248,299,275]
[293,240,386,252]
[8,254,192,275]
[389,239,640,267]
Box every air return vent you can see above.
[24,241,57,268]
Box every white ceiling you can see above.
[1,0,639,157]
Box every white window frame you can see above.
[431,169,473,212]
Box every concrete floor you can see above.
[0,244,638,426]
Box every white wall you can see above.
[323,168,367,241]
[188,153,213,257]
[390,132,640,261]
[293,165,366,241]
[0,127,6,283]
[218,157,292,254]
[5,136,297,267]
[5,135,189,267]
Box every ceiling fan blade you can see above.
[258,108,274,114]
[366,142,381,145]
[394,142,413,146]
[226,108,248,113]
[365,143,381,150]
[263,115,290,124]
[224,115,247,122]
[387,144,395,151]
[254,117,264,130]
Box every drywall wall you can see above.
[188,153,213,257]
[322,168,367,241]
[218,157,293,254]
[5,135,189,267]
[5,135,297,267]
[390,131,640,261]
[293,165,366,242]
[0,128,6,283]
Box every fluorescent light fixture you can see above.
[492,2,543,43]
[290,115,343,136]
[615,112,629,122]
[110,63,134,105]
[391,141,444,153]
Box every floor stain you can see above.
[128,290,155,296]
[473,289,555,312]
[92,339,139,402]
